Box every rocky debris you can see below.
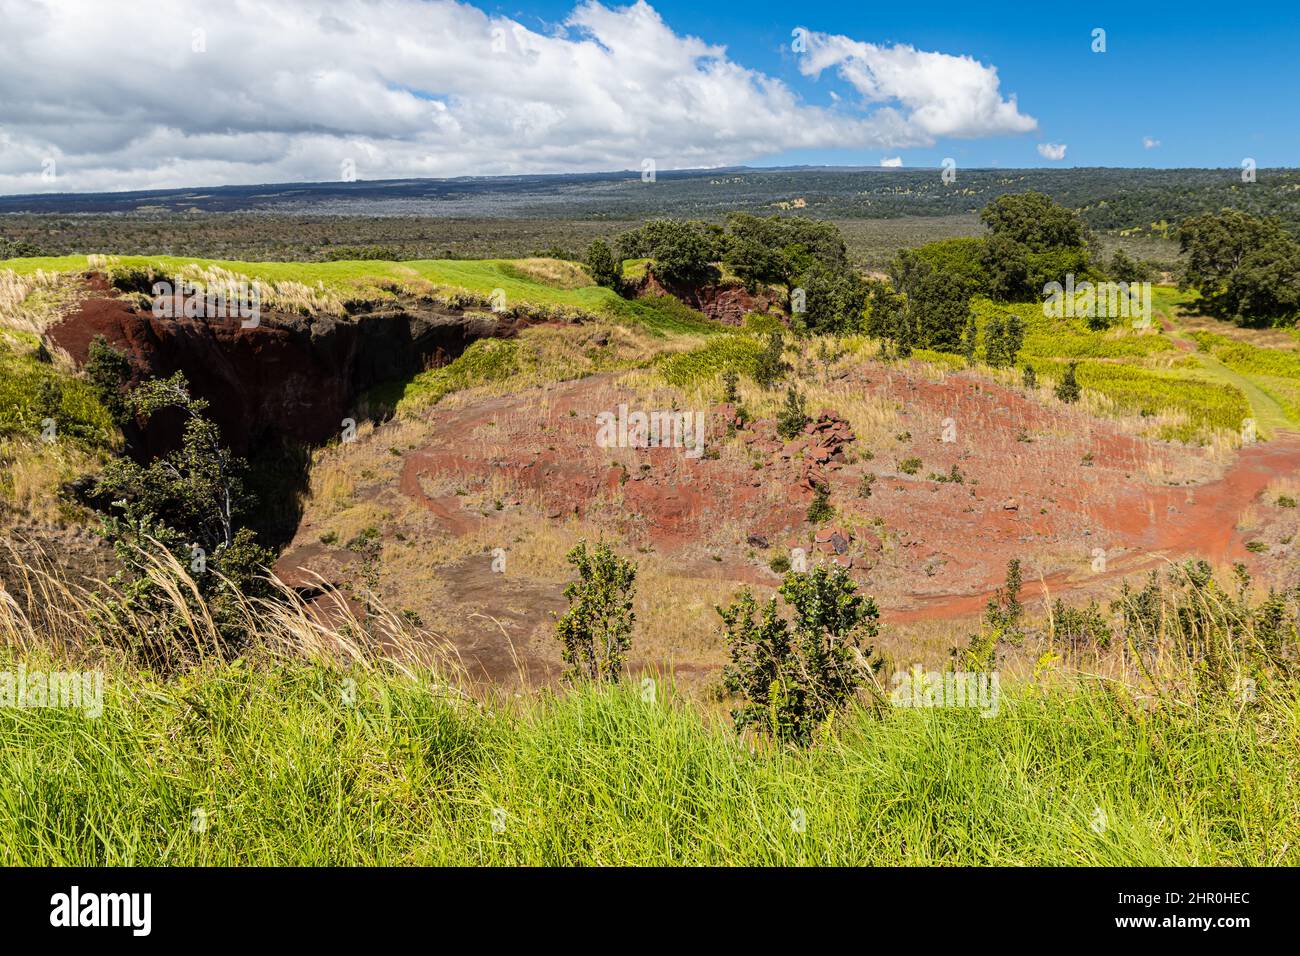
[746,533,770,548]
[814,526,851,555]
[716,402,744,431]
[1002,498,1020,511]
[799,410,855,491]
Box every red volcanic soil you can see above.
[279,360,1300,682]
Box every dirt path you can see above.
[1161,310,1295,437]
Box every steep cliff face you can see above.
[46,276,527,452]
[637,268,781,326]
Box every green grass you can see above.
[1,655,1294,865]
[973,299,1178,362]
[656,335,766,388]
[1042,359,1252,441]
[601,293,728,337]
[2,255,731,340]
[1173,329,1300,435]
[1,254,613,308]
[1190,330,1300,380]
[0,331,115,447]
[396,338,521,411]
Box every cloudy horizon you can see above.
[0,0,1045,195]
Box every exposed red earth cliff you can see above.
[46,274,530,451]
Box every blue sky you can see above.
[495,0,1300,169]
[2,0,1295,193]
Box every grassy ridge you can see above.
[0,254,621,311]
[1,656,1294,866]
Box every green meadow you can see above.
[1,656,1294,866]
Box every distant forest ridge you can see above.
[4,166,1300,237]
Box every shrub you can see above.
[85,335,133,424]
[897,457,921,475]
[986,559,1025,643]
[555,540,637,683]
[718,565,882,746]
[1054,362,1082,403]
[90,372,274,666]
[583,239,621,290]
[616,219,721,288]
[806,485,834,524]
[776,386,809,439]
[1050,599,1113,653]
[753,330,787,389]
[722,368,740,404]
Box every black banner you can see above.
[0,867,1281,942]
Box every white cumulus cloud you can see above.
[1143,136,1161,149]
[880,156,903,167]
[1037,142,1067,160]
[0,0,1038,193]
[797,31,1036,138]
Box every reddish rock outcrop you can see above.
[45,276,527,451]
[637,269,781,326]
[800,410,856,491]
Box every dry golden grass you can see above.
[1265,475,1300,501]
[0,437,106,526]
[0,536,465,682]
[502,258,591,290]
[0,269,79,336]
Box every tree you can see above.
[84,335,133,424]
[724,214,849,310]
[795,261,869,335]
[889,256,972,354]
[583,239,621,290]
[776,386,809,439]
[960,312,979,365]
[0,236,40,259]
[617,219,721,287]
[1178,210,1300,324]
[95,373,250,553]
[980,191,1087,252]
[555,540,637,683]
[985,311,1026,368]
[753,329,788,389]
[865,279,912,358]
[1108,248,1152,285]
[91,371,273,664]
[1022,364,1038,389]
[718,565,882,746]
[981,235,1033,301]
[1055,362,1082,403]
